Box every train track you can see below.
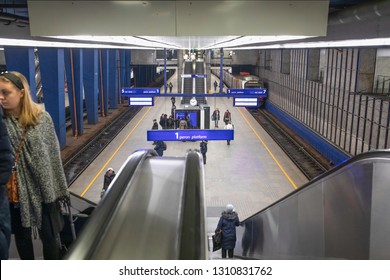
[248,108,331,180]
[63,106,142,186]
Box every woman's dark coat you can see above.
[216,210,240,250]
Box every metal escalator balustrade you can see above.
[64,149,207,260]
[236,149,390,260]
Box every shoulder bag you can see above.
[6,129,27,204]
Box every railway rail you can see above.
[63,106,142,186]
[248,108,332,180]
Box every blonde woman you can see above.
[0,71,69,259]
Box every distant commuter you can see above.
[167,115,174,129]
[160,114,168,129]
[186,114,193,129]
[215,204,240,259]
[214,80,218,92]
[0,106,13,260]
[223,109,231,125]
[151,119,158,144]
[212,108,220,128]
[154,140,165,156]
[101,167,116,198]
[224,121,234,145]
[152,119,158,130]
[199,140,208,164]
[0,71,70,260]
[179,117,188,129]
[168,82,173,93]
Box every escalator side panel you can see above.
[91,157,186,259]
[237,153,390,260]
[369,160,390,259]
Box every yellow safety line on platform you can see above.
[80,106,153,197]
[237,107,298,189]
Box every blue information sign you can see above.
[193,74,207,78]
[147,129,234,141]
[121,88,160,95]
[227,88,267,96]
[233,97,259,107]
[128,96,154,106]
[180,74,207,78]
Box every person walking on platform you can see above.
[215,204,240,259]
[212,108,220,128]
[224,121,234,145]
[168,82,173,93]
[223,109,231,125]
[151,118,159,145]
[199,140,208,164]
[0,106,13,260]
[213,80,218,92]
[0,71,70,260]
[152,119,158,130]
[101,167,116,198]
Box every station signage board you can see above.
[128,97,154,106]
[227,88,267,97]
[147,129,234,141]
[121,88,160,95]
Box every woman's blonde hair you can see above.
[1,71,43,127]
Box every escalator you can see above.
[65,149,390,260]
[236,149,390,260]
[182,61,207,105]
[194,61,206,104]
[64,149,207,260]
[182,61,193,104]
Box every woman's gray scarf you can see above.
[5,112,69,229]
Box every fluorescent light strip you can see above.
[229,38,390,50]
[49,35,180,49]
[205,36,313,49]
[2,37,390,50]
[0,38,154,49]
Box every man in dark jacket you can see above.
[152,119,158,130]
[215,204,240,258]
[151,119,159,145]
[153,140,165,157]
[0,106,13,259]
[200,140,208,164]
[101,167,116,198]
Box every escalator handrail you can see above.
[64,149,156,259]
[178,149,207,259]
[241,149,390,222]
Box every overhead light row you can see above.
[1,37,390,49]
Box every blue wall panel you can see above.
[64,48,84,136]
[37,48,66,148]
[83,49,99,124]
[265,101,351,165]
[108,49,118,108]
[100,49,109,116]
[3,47,37,101]
[124,49,131,87]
